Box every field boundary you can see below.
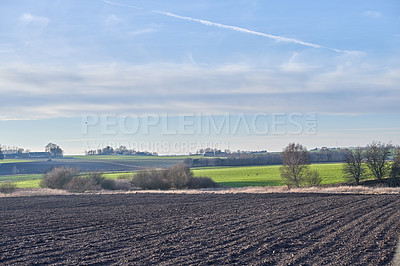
[1,185,400,197]
[1,193,399,264]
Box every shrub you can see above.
[131,169,171,190]
[86,172,105,185]
[303,170,322,187]
[187,177,219,189]
[131,164,216,190]
[0,182,17,194]
[85,172,117,190]
[166,163,193,189]
[99,179,117,190]
[41,167,79,189]
[66,177,100,193]
[113,179,132,190]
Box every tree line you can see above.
[343,141,399,185]
[184,149,348,167]
[85,146,158,156]
[280,141,400,188]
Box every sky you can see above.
[0,0,399,154]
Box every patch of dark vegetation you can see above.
[131,163,218,190]
[66,177,100,193]
[131,169,171,190]
[360,177,400,188]
[41,167,132,193]
[112,179,132,190]
[187,176,219,189]
[0,182,17,194]
[41,166,78,189]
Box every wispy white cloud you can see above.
[101,0,345,52]
[19,13,50,26]
[0,60,399,120]
[364,10,382,18]
[130,28,157,36]
[106,14,122,25]
[280,52,322,73]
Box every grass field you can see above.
[102,172,134,180]
[0,174,42,182]
[193,163,348,187]
[1,163,359,189]
[0,172,135,188]
[0,159,38,164]
[13,179,42,188]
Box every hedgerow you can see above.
[131,163,218,190]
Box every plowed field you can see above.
[0,193,399,265]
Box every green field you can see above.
[0,172,135,187]
[193,163,347,187]
[0,159,38,164]
[13,179,42,188]
[102,172,135,180]
[0,174,42,182]
[1,163,352,189]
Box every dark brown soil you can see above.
[0,193,399,265]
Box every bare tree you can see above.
[280,143,310,188]
[365,141,391,181]
[390,146,400,185]
[343,147,366,185]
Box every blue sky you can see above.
[0,0,399,154]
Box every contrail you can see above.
[154,10,329,50]
[101,0,343,52]
[101,0,143,10]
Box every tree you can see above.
[280,143,310,188]
[45,143,64,158]
[0,147,4,160]
[116,146,129,155]
[390,146,400,185]
[101,146,114,155]
[365,141,391,181]
[343,147,366,185]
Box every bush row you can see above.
[40,164,218,192]
[41,167,131,193]
[131,163,218,190]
